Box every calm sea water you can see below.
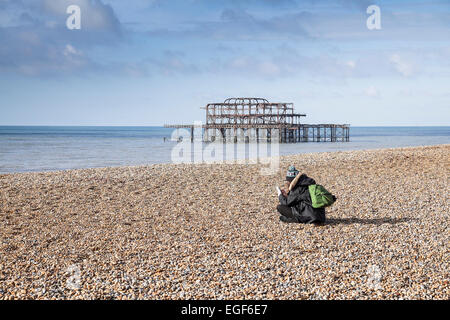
[0,126,449,173]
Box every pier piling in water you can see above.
[165,97,350,143]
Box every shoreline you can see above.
[1,143,449,176]
[0,144,449,299]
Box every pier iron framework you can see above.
[165,97,350,143]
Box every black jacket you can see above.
[278,174,326,224]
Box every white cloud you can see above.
[230,57,251,69]
[63,44,82,57]
[389,54,413,77]
[346,60,356,69]
[43,0,122,33]
[0,0,124,76]
[258,61,280,76]
[365,85,380,98]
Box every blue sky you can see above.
[0,0,449,126]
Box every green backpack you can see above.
[308,184,336,208]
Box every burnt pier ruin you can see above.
[165,97,350,143]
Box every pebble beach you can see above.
[0,144,448,300]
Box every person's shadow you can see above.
[324,217,415,226]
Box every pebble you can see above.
[0,145,448,299]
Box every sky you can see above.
[0,0,449,126]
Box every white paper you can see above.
[276,186,282,196]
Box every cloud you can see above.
[389,54,413,77]
[147,8,314,41]
[337,0,374,11]
[145,50,200,76]
[1,0,449,79]
[204,44,365,79]
[365,85,380,98]
[230,0,299,8]
[346,60,356,69]
[42,0,122,34]
[142,1,450,42]
[0,0,124,76]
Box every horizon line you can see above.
[0,125,449,128]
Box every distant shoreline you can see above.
[1,125,450,127]
[1,143,449,176]
[1,126,449,174]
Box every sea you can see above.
[0,126,449,174]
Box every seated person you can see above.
[277,165,326,224]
